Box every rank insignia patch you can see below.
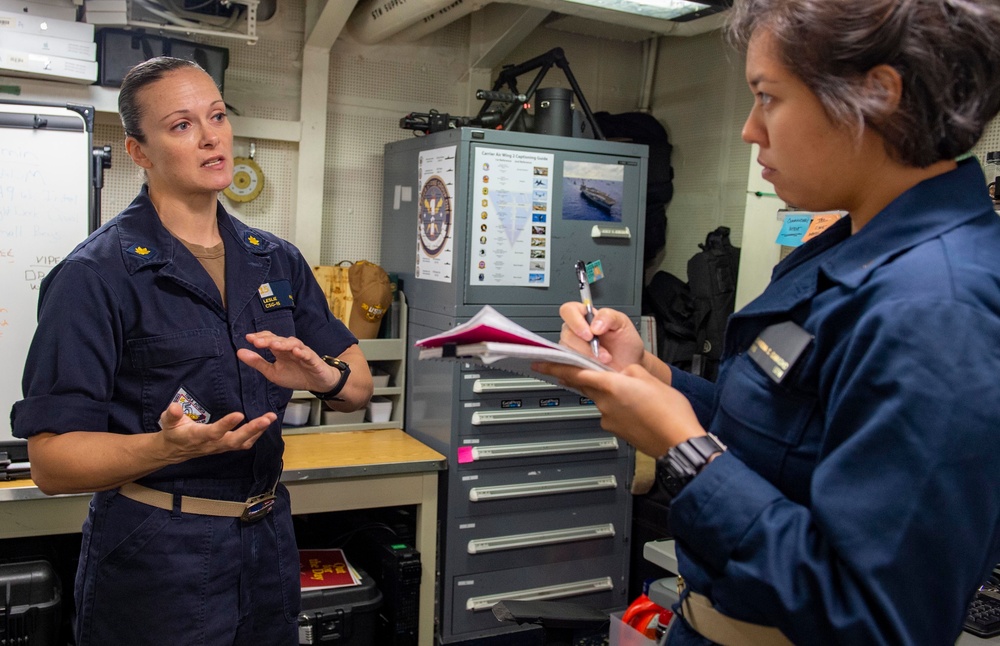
[127,245,156,259]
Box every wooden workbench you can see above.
[0,429,446,646]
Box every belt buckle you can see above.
[241,492,277,522]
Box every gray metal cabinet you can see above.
[382,128,647,644]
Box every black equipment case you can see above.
[299,567,382,645]
[96,28,230,91]
[0,560,61,646]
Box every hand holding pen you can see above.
[575,260,601,358]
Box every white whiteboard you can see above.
[0,102,93,442]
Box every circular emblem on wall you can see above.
[418,175,451,257]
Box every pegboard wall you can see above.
[493,31,645,116]
[92,0,306,239]
[321,18,471,266]
[93,121,142,222]
[649,31,752,281]
[53,0,1000,279]
[320,16,651,268]
[93,121,297,239]
[91,2,654,269]
[321,111,401,265]
[970,117,1000,184]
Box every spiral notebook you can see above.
[415,306,611,390]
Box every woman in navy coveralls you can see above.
[538,1,1000,644]
[11,57,373,645]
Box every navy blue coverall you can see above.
[665,159,1000,644]
[12,186,357,645]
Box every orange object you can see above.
[622,586,667,638]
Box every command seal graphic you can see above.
[418,175,451,257]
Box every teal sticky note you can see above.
[775,214,814,247]
[585,260,604,283]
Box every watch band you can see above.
[309,355,351,401]
[658,433,727,496]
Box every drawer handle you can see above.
[469,475,617,502]
[471,406,600,425]
[466,577,614,612]
[470,438,618,461]
[473,377,560,393]
[468,523,616,554]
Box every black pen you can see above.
[575,260,600,358]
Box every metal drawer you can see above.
[458,401,601,437]
[448,457,629,518]
[455,431,622,471]
[447,503,625,574]
[458,369,576,399]
[447,556,628,637]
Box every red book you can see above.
[299,548,361,590]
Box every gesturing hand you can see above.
[237,331,338,393]
[157,402,274,463]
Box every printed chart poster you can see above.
[562,161,624,222]
[472,147,554,287]
[416,145,457,283]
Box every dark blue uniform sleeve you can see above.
[669,299,1000,644]
[669,365,716,429]
[12,259,120,437]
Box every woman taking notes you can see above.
[538,1,1000,643]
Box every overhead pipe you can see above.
[346,0,481,45]
[346,0,729,46]
[638,36,658,112]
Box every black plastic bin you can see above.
[299,566,382,645]
[96,28,229,91]
[0,560,61,646]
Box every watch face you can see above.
[418,175,451,257]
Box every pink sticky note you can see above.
[458,446,474,464]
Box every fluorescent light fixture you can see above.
[561,0,713,20]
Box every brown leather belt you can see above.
[119,482,277,522]
[677,577,794,646]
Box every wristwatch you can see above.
[309,355,351,401]
[658,433,727,496]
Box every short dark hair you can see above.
[118,57,210,143]
[726,0,1000,167]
